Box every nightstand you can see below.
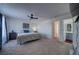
[9,32,17,40]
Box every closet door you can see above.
[0,14,2,50]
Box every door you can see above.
[0,14,2,50]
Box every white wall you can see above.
[6,17,32,34]
[37,19,53,39]
[6,17,53,39]
[59,20,64,42]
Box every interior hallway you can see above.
[0,38,72,55]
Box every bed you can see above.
[17,32,41,44]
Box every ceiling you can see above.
[0,3,71,20]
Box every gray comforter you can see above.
[17,32,41,44]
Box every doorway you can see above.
[53,20,60,40]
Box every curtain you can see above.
[2,15,7,45]
[0,14,2,50]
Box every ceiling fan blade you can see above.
[33,17,38,19]
[27,15,30,17]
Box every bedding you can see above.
[17,32,41,44]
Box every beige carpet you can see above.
[0,39,71,55]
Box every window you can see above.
[23,23,29,29]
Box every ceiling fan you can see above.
[27,13,38,19]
